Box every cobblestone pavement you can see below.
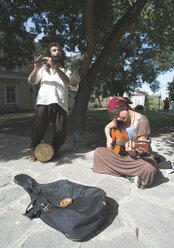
[0,132,174,248]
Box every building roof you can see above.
[131,93,145,96]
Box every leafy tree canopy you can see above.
[167,77,174,100]
[0,0,174,129]
[0,0,173,87]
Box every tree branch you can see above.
[90,0,147,78]
[78,0,95,80]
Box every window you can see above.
[4,84,18,104]
[6,86,16,103]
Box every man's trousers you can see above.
[31,104,67,152]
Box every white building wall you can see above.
[169,100,174,110]
[130,94,145,109]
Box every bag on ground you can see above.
[14,174,107,241]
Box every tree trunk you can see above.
[97,96,103,108]
[71,0,148,132]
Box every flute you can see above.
[28,58,47,65]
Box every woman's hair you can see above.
[108,106,130,120]
[47,42,65,67]
[107,97,132,120]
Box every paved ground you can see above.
[0,132,174,248]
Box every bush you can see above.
[134,105,144,110]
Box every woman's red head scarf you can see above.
[107,97,132,112]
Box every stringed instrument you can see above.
[110,128,150,155]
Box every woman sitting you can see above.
[92,97,157,189]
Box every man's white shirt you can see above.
[28,64,72,112]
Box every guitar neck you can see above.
[113,139,149,153]
[132,140,150,152]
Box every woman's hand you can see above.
[105,121,116,149]
[106,135,113,149]
[125,141,137,157]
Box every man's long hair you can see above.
[47,42,65,68]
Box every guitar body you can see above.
[111,129,129,155]
[111,128,150,155]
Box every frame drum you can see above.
[34,143,55,162]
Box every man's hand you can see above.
[34,55,45,70]
[42,57,61,69]
[28,55,45,85]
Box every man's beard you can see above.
[51,55,62,63]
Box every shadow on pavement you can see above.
[152,169,169,188]
[81,197,119,242]
[0,133,93,163]
[149,152,172,188]
[0,134,31,161]
[154,151,172,169]
[152,135,174,158]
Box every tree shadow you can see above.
[0,132,94,163]
[151,169,169,188]
[154,151,172,169]
[0,133,31,161]
[149,152,172,188]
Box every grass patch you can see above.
[86,108,174,137]
[0,112,34,120]
[0,109,173,138]
[86,108,109,130]
[140,111,174,128]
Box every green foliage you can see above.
[1,0,173,71]
[94,38,161,97]
[145,95,163,110]
[94,0,174,97]
[134,105,144,110]
[167,77,174,100]
[0,0,174,115]
[0,0,36,68]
